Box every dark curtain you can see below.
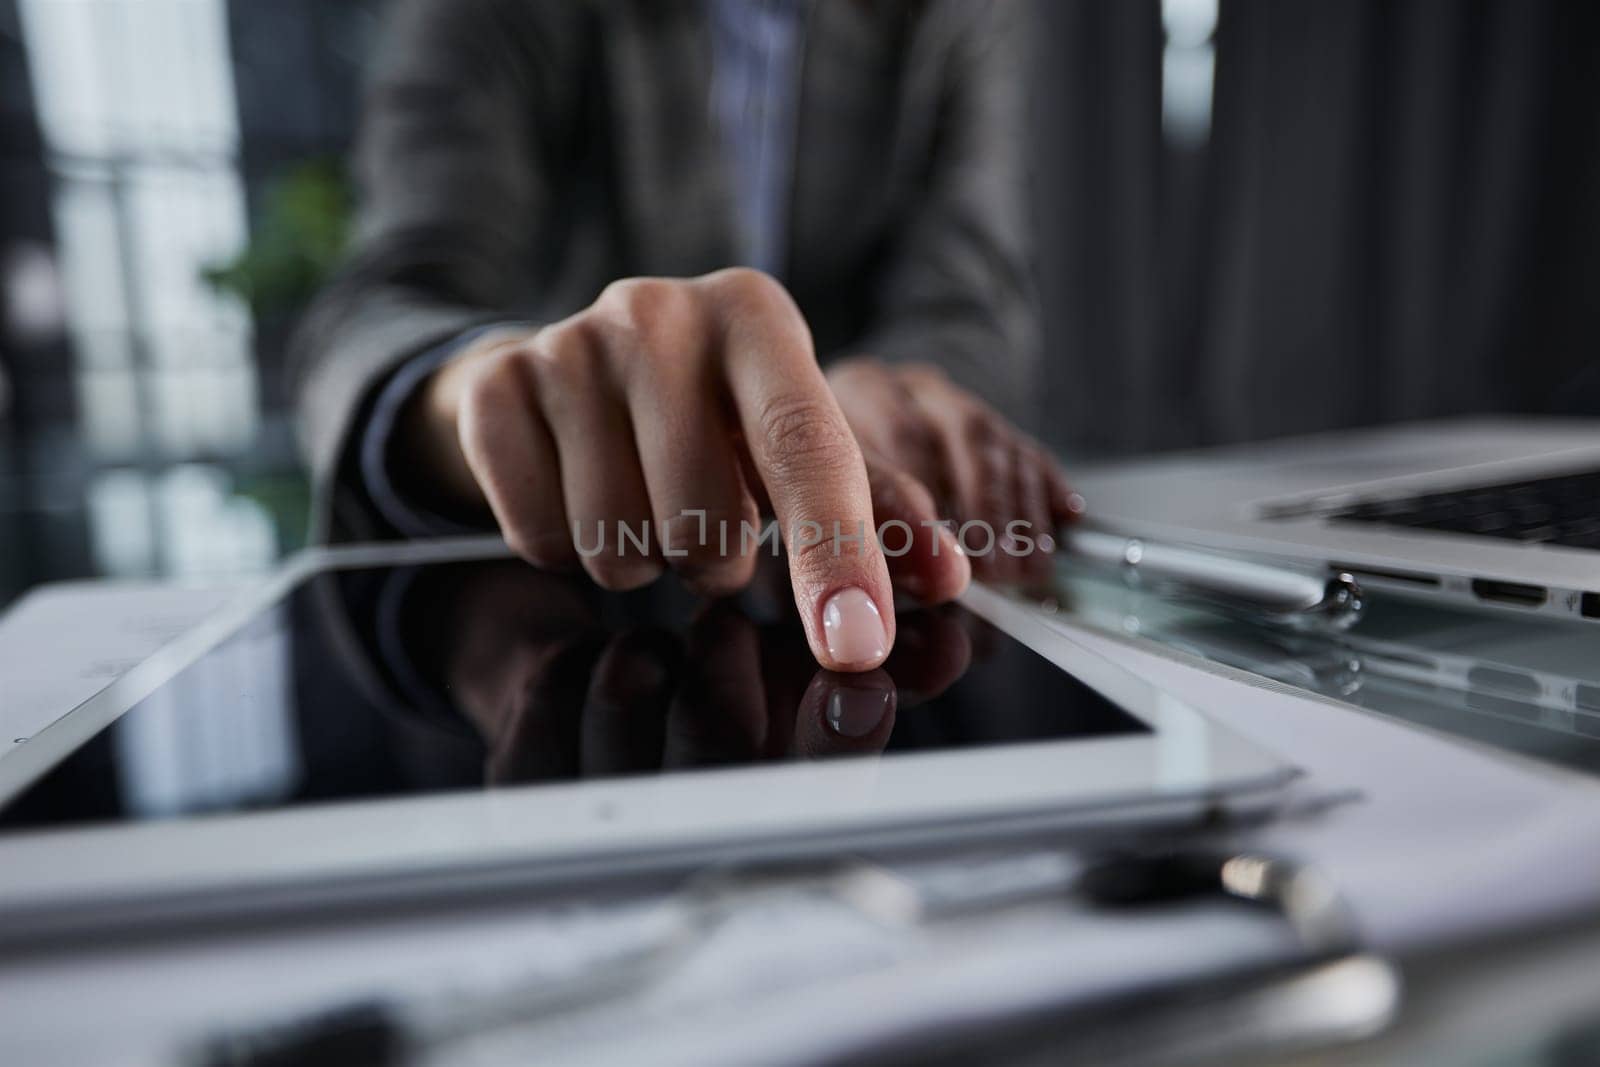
[1032,0,1600,458]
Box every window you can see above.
[19,0,273,578]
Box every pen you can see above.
[1060,525,1365,630]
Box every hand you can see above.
[402,269,970,672]
[826,358,1083,584]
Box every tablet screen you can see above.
[0,557,1147,832]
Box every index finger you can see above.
[698,269,895,672]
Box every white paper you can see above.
[0,581,236,761]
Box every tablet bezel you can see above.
[0,539,1298,939]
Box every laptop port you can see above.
[1470,579,1548,608]
[1329,564,1440,588]
[1466,690,1540,722]
[1467,665,1541,699]
[1583,592,1600,619]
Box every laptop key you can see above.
[1551,522,1600,549]
[1321,466,1600,549]
[1513,525,1560,543]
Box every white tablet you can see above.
[0,540,1296,942]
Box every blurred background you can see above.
[1,0,1598,609]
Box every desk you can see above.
[2,569,1599,1065]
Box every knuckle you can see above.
[757,393,857,474]
[525,322,601,395]
[1018,455,1046,495]
[887,467,935,516]
[600,275,664,309]
[595,279,705,377]
[890,413,936,456]
[898,361,949,388]
[599,277,692,334]
[703,268,809,343]
[545,312,605,351]
[963,410,1003,447]
[1027,452,1056,492]
[786,516,867,576]
[704,266,785,307]
[597,276,642,312]
[978,442,1010,479]
[788,531,842,571]
[458,352,525,423]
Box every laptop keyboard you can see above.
[1327,468,1600,548]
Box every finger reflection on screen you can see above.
[442,576,977,784]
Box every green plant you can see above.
[203,159,352,316]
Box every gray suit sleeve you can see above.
[290,0,563,539]
[357,327,506,539]
[856,1,1041,428]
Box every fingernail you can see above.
[827,685,895,737]
[1066,492,1087,516]
[822,587,889,668]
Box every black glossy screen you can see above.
[1,557,1145,832]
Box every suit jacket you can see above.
[292,0,1039,541]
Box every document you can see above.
[0,581,235,763]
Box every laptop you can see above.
[1071,417,1600,624]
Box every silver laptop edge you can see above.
[1071,417,1600,624]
